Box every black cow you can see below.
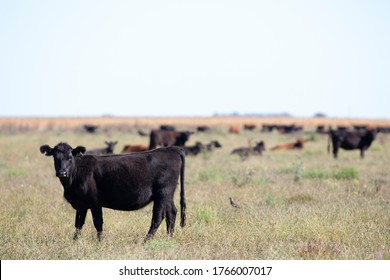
[83,124,99,133]
[197,125,211,132]
[204,140,222,151]
[40,142,186,242]
[86,141,118,155]
[231,141,265,159]
[328,129,377,158]
[149,130,193,150]
[277,125,303,134]
[160,125,176,131]
[183,142,204,156]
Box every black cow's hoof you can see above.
[73,229,81,240]
[97,231,104,242]
[143,234,154,243]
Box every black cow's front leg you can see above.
[73,208,88,240]
[91,207,104,241]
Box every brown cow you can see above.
[229,125,240,134]
[243,124,256,131]
[270,139,307,150]
[121,144,149,153]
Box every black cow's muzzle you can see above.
[56,170,69,178]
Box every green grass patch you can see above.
[303,167,359,180]
[5,167,26,177]
[195,206,216,224]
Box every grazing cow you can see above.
[183,142,204,156]
[270,139,307,150]
[121,144,149,153]
[83,124,99,133]
[229,125,240,134]
[231,141,265,159]
[160,125,175,131]
[262,124,277,132]
[86,141,118,155]
[204,140,222,151]
[277,125,303,134]
[316,125,327,134]
[149,130,193,150]
[40,142,186,242]
[327,129,378,158]
[243,124,256,131]
[197,125,211,132]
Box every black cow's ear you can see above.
[72,146,86,156]
[40,145,53,156]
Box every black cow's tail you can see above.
[179,148,186,228]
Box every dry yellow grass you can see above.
[0,121,389,259]
[1,116,390,131]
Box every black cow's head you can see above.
[211,140,222,148]
[104,141,118,154]
[40,142,86,178]
[254,141,265,152]
[174,131,194,146]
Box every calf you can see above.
[328,129,377,158]
[204,140,222,151]
[183,142,204,156]
[231,141,265,159]
[121,144,149,153]
[86,141,118,155]
[40,142,186,242]
[270,139,307,150]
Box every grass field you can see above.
[0,117,389,260]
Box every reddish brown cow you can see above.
[121,144,149,153]
[229,125,240,134]
[270,139,307,150]
[243,124,256,131]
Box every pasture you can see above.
[0,117,389,260]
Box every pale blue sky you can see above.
[0,0,389,118]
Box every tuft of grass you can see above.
[286,194,315,204]
[198,168,221,183]
[293,156,304,183]
[333,167,359,180]
[298,238,342,259]
[265,193,275,206]
[230,167,255,187]
[195,206,216,224]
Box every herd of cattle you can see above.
[84,123,383,160]
[40,123,385,242]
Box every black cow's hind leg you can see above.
[91,207,104,241]
[73,209,88,240]
[333,143,339,159]
[145,200,165,242]
[165,201,177,237]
